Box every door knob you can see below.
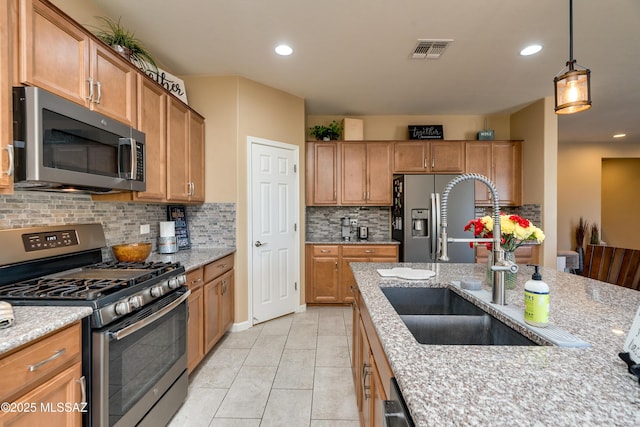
[255,241,268,247]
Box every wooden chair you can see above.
[582,244,640,291]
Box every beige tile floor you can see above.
[168,306,359,427]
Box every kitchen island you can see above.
[351,262,640,426]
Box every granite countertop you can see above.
[305,239,400,245]
[148,247,236,271]
[0,306,93,356]
[351,262,640,427]
[0,247,235,357]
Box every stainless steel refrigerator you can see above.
[392,175,475,262]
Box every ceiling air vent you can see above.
[410,39,453,59]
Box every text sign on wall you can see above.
[167,205,191,250]
[133,59,188,105]
[408,125,444,140]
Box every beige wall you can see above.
[307,114,511,141]
[557,141,640,251]
[602,159,640,249]
[183,75,306,325]
[50,0,108,28]
[511,97,558,268]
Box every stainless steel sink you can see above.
[381,287,538,346]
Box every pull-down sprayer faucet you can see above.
[439,173,518,305]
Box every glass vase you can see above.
[486,250,517,289]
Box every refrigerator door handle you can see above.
[430,193,438,258]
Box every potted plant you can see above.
[309,120,342,141]
[92,16,158,72]
[590,223,600,245]
[575,217,588,273]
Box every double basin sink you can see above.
[381,287,538,346]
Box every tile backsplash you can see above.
[0,192,235,260]
[306,206,391,241]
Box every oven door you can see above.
[92,288,189,427]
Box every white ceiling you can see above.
[92,0,640,144]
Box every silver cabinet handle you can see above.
[95,80,102,104]
[28,348,66,372]
[255,241,268,247]
[77,376,87,404]
[86,77,94,102]
[362,362,371,399]
[4,144,14,177]
[320,249,330,253]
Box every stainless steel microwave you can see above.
[12,86,146,193]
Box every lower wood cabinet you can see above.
[0,322,84,427]
[306,244,398,304]
[352,287,391,427]
[186,254,234,373]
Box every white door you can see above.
[250,138,299,324]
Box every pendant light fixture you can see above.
[554,0,592,114]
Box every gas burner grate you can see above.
[0,277,130,300]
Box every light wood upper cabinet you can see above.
[1,0,13,194]
[306,142,339,205]
[393,140,465,173]
[188,111,205,203]
[465,140,522,206]
[167,97,190,201]
[341,142,392,206]
[18,0,136,126]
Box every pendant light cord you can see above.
[569,0,574,62]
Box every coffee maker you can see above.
[341,217,352,241]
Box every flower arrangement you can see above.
[464,213,545,252]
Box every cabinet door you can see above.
[19,0,89,106]
[220,271,234,333]
[370,356,387,427]
[0,363,83,427]
[430,140,465,172]
[134,76,167,201]
[309,256,340,303]
[393,141,427,173]
[187,286,204,373]
[493,141,522,206]
[339,257,360,303]
[341,143,367,205]
[188,111,205,202]
[465,142,492,204]
[166,97,190,201]
[366,142,392,205]
[90,41,137,126]
[203,280,221,353]
[308,142,339,205]
[1,0,12,194]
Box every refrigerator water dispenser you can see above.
[411,209,429,237]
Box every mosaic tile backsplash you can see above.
[0,192,236,261]
[307,205,542,241]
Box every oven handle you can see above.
[108,290,190,341]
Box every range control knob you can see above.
[150,285,165,298]
[128,295,144,309]
[168,277,180,289]
[177,274,187,285]
[114,301,131,316]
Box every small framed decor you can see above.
[408,125,444,140]
[167,205,191,250]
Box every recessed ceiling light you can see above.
[520,44,542,56]
[275,44,293,56]
[613,133,626,138]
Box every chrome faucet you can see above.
[439,173,518,305]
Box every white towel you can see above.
[0,301,15,329]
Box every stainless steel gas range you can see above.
[0,224,189,427]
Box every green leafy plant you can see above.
[91,16,158,72]
[309,120,342,140]
[590,223,600,245]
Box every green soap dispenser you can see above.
[524,265,549,327]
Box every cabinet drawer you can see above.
[312,245,339,256]
[0,322,81,402]
[186,267,204,291]
[204,254,234,283]
[342,245,398,258]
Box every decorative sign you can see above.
[408,125,444,140]
[133,59,189,104]
[167,205,191,250]
[623,304,640,363]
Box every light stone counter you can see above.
[0,306,92,355]
[148,247,236,272]
[305,239,400,245]
[351,262,640,427]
